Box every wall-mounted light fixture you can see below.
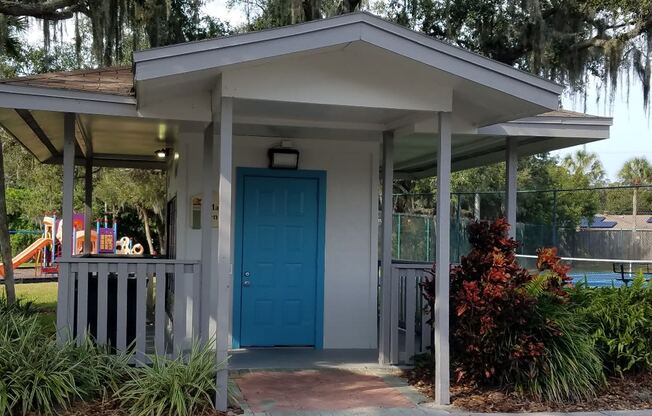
[268,145,299,169]
[155,148,171,159]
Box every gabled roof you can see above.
[0,67,133,97]
[133,12,563,108]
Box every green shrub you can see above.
[571,274,652,374]
[116,341,235,416]
[421,219,605,401]
[0,296,37,316]
[515,281,605,401]
[0,307,128,415]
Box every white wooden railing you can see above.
[386,262,433,365]
[56,258,201,362]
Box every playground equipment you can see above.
[0,213,140,278]
[0,237,50,276]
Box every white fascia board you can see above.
[0,84,138,117]
[134,13,364,62]
[134,24,362,81]
[505,115,613,126]
[357,15,562,96]
[479,121,611,139]
[133,13,562,108]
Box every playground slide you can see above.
[0,237,50,277]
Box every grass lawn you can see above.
[12,282,58,332]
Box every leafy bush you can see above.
[0,296,36,316]
[116,341,235,416]
[422,219,604,401]
[519,271,604,401]
[571,274,652,374]
[0,306,128,415]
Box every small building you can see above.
[582,214,652,231]
[0,13,611,409]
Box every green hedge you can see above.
[0,297,233,415]
[571,275,652,374]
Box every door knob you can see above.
[243,280,251,287]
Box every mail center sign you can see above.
[190,192,219,229]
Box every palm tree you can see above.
[562,150,606,186]
[617,157,652,232]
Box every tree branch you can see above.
[0,0,86,20]
[571,16,652,52]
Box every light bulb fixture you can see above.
[268,147,299,169]
[155,148,170,159]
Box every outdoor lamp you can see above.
[268,147,299,169]
[155,148,170,159]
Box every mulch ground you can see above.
[406,370,652,412]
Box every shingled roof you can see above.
[0,67,608,122]
[0,67,134,96]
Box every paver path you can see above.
[233,369,652,416]
[236,369,416,414]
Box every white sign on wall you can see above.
[190,192,219,229]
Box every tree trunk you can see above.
[154,216,166,257]
[0,140,16,304]
[632,187,638,232]
[139,207,156,255]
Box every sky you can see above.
[25,0,652,181]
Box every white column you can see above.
[200,122,214,341]
[83,153,93,254]
[61,113,75,259]
[56,112,76,343]
[214,95,233,412]
[505,139,518,238]
[474,193,481,220]
[434,111,451,405]
[379,131,393,365]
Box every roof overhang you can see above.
[0,84,137,117]
[0,13,612,173]
[133,12,562,113]
[393,112,613,178]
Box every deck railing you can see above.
[386,262,433,364]
[56,258,201,361]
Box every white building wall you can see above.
[171,133,380,349]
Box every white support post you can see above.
[434,112,452,405]
[56,113,76,343]
[214,95,233,412]
[474,193,481,220]
[379,131,393,365]
[200,122,214,342]
[83,153,93,254]
[505,139,518,238]
[61,113,75,259]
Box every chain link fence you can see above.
[390,185,652,263]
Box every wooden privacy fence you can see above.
[56,258,201,362]
[386,262,433,364]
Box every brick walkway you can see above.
[233,369,652,416]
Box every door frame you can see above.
[232,167,327,349]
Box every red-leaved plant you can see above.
[421,218,574,389]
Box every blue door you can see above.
[238,173,321,347]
